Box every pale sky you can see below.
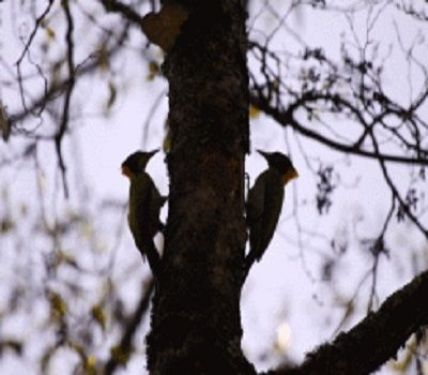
[0,1,427,374]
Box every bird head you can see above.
[121,149,159,178]
[257,150,299,185]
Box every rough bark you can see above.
[131,2,428,374]
[147,1,253,374]
[264,269,428,375]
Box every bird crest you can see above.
[257,150,298,185]
[121,149,159,178]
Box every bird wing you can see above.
[129,173,155,250]
[258,172,284,255]
[246,171,268,259]
[247,170,284,261]
[246,171,268,223]
[128,173,163,273]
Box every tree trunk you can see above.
[147,1,253,374]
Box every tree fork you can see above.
[147,1,253,374]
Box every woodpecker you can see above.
[121,150,166,275]
[244,150,298,274]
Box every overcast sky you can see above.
[0,1,427,374]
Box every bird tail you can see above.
[137,240,161,276]
[243,243,258,272]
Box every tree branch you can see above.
[10,23,131,128]
[98,0,144,26]
[104,279,154,374]
[264,269,428,375]
[250,92,428,166]
[55,0,76,198]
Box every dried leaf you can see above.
[45,26,56,40]
[106,81,117,109]
[249,104,261,119]
[110,345,132,365]
[49,292,67,320]
[91,304,107,331]
[0,103,11,142]
[97,43,110,71]
[0,340,23,356]
[0,218,14,233]
[163,120,172,153]
[83,355,97,375]
[147,61,160,80]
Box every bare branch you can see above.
[15,0,55,65]
[264,269,428,375]
[10,23,131,129]
[54,0,76,198]
[104,279,154,374]
[250,91,428,166]
[98,0,144,26]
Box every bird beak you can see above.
[121,165,132,178]
[283,167,298,185]
[256,150,270,158]
[148,149,160,158]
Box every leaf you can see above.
[83,355,97,375]
[41,346,58,373]
[0,218,14,233]
[91,304,107,331]
[49,292,67,320]
[70,342,97,375]
[163,119,172,153]
[0,340,23,356]
[390,343,414,372]
[57,250,79,269]
[249,104,261,119]
[147,61,160,81]
[110,345,132,365]
[106,81,117,110]
[0,103,11,142]
[96,43,110,71]
[45,27,56,40]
